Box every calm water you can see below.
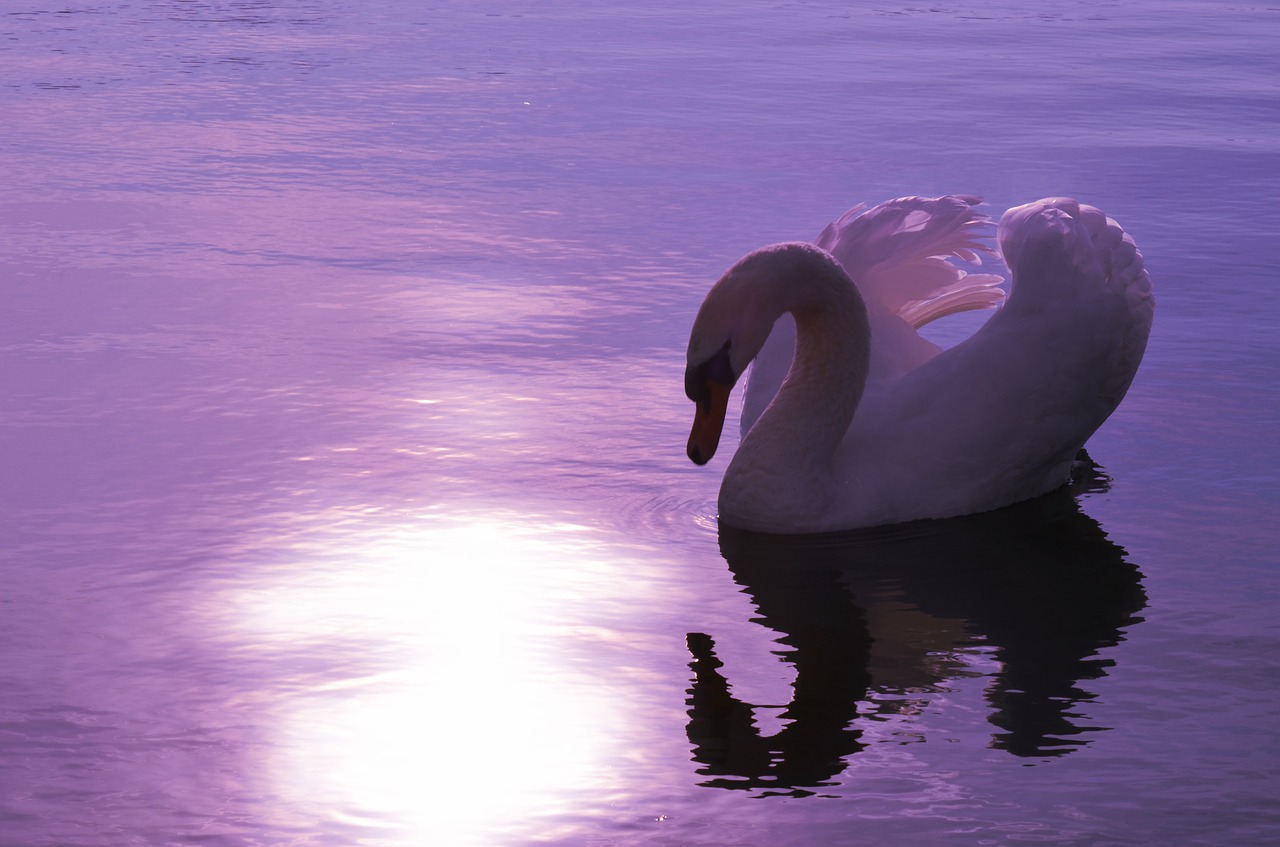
[2,1,1277,845]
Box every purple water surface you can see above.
[1,2,1277,845]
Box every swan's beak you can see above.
[687,380,732,465]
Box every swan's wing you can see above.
[741,196,1003,437]
[997,197,1154,411]
[839,198,1154,524]
[816,195,1005,328]
[818,195,1003,386]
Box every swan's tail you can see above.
[815,195,1005,329]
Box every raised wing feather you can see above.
[998,198,1153,410]
[816,195,1005,328]
[743,196,1005,435]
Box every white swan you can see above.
[685,196,1153,533]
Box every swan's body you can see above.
[685,196,1153,534]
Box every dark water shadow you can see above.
[686,459,1146,794]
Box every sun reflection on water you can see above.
[220,513,646,846]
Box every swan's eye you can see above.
[685,340,735,410]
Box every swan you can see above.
[684,196,1153,534]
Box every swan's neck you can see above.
[722,252,870,527]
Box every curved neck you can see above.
[722,248,870,526]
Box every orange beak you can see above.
[687,380,732,465]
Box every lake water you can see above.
[2,1,1277,845]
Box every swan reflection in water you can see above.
[686,460,1146,794]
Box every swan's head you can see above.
[684,242,834,465]
[684,328,738,466]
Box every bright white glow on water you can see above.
[220,517,636,845]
